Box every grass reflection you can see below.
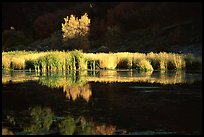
[87,70,188,84]
[2,70,199,86]
[3,106,117,135]
[38,71,91,102]
[24,106,54,134]
[63,84,92,102]
[58,116,76,135]
[2,70,193,102]
[2,70,201,103]
[2,71,39,84]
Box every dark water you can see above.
[2,70,202,135]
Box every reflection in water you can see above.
[38,73,91,102]
[93,123,117,135]
[2,70,201,103]
[57,115,116,135]
[2,70,202,135]
[58,116,76,135]
[3,106,117,135]
[2,70,201,85]
[2,71,39,84]
[24,106,54,134]
[88,70,188,84]
[63,84,92,102]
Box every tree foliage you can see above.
[62,13,90,40]
[61,13,91,51]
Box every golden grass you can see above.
[137,59,153,71]
[146,52,187,70]
[2,54,11,70]
[2,50,202,72]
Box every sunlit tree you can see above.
[61,13,91,51]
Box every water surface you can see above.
[2,70,202,135]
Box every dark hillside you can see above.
[2,2,202,56]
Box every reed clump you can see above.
[147,52,186,71]
[85,53,117,70]
[135,59,153,72]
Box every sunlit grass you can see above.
[2,50,202,72]
[146,52,186,70]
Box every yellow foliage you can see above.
[62,13,90,40]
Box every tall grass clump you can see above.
[132,53,147,69]
[146,52,160,70]
[98,54,117,69]
[2,50,47,71]
[36,52,64,72]
[147,52,168,70]
[167,53,186,70]
[84,53,117,70]
[71,50,87,70]
[10,57,25,70]
[147,52,186,71]
[2,53,11,70]
[135,59,153,72]
[115,52,134,69]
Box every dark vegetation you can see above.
[2,2,202,56]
